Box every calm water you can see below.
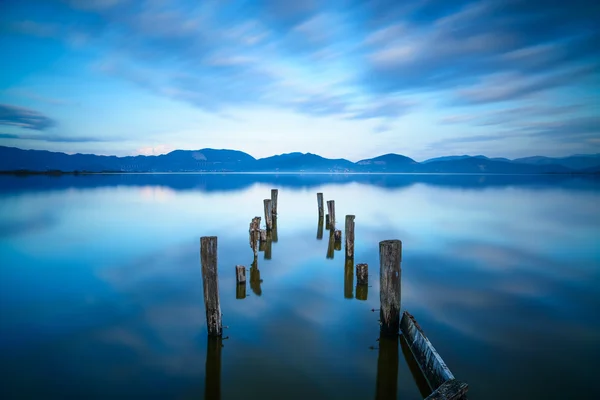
[0,174,599,399]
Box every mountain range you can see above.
[1,146,599,174]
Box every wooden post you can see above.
[317,193,324,217]
[375,335,399,400]
[325,214,330,230]
[379,239,402,336]
[334,229,342,242]
[426,380,469,400]
[317,216,324,240]
[235,265,246,284]
[205,336,222,400]
[326,229,335,259]
[400,335,433,398]
[344,258,354,299]
[345,215,355,259]
[259,229,267,242]
[250,258,262,296]
[356,263,368,285]
[200,236,222,337]
[327,200,335,229]
[271,189,278,216]
[249,217,261,257]
[263,199,273,231]
[400,311,468,397]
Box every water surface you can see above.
[1,174,598,399]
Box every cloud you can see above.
[0,132,112,142]
[0,104,57,130]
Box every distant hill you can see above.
[1,145,598,174]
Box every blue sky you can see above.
[0,0,598,161]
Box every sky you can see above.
[0,0,598,162]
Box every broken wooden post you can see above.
[400,311,468,398]
[200,236,222,336]
[271,189,278,216]
[375,335,399,400]
[249,217,261,257]
[356,263,368,285]
[345,215,355,259]
[205,336,222,400]
[235,265,246,284]
[317,192,324,217]
[326,229,335,259]
[250,258,262,296]
[263,199,273,231]
[344,258,354,299]
[379,239,402,336]
[317,216,324,240]
[325,214,330,230]
[327,200,335,229]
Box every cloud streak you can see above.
[0,104,57,130]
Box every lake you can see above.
[0,173,598,399]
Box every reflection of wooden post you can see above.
[375,335,399,400]
[205,336,222,400]
[236,282,246,299]
[327,200,335,229]
[356,283,368,301]
[263,199,273,231]
[400,311,468,398]
[236,265,246,284]
[271,189,278,216]
[249,217,261,257]
[326,229,335,259]
[344,258,354,299]
[380,240,402,336]
[317,217,324,240]
[259,229,267,242]
[317,192,324,217]
[200,236,222,336]
[345,215,355,259]
[326,214,330,230]
[250,258,262,296]
[334,229,342,242]
[271,217,278,243]
[356,263,368,301]
[265,231,272,260]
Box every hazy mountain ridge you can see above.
[0,146,598,174]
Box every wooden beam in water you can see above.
[271,189,278,216]
[345,215,355,259]
[200,236,222,336]
[263,199,273,231]
[316,216,324,240]
[379,240,402,336]
[317,192,324,217]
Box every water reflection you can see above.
[344,258,354,299]
[326,230,335,259]
[249,258,262,297]
[316,217,324,240]
[400,334,433,398]
[356,284,368,301]
[375,336,399,400]
[271,217,278,243]
[205,336,222,400]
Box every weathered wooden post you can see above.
[317,192,324,217]
[263,199,273,231]
[200,236,222,336]
[235,265,246,284]
[259,229,267,242]
[375,336,399,400]
[249,217,261,257]
[271,189,278,216]
[317,216,324,240]
[400,311,469,399]
[250,258,262,296]
[325,214,330,230]
[205,336,222,400]
[327,200,335,229]
[326,229,335,259]
[344,258,354,299]
[345,215,355,259]
[356,263,368,285]
[334,230,342,251]
[379,239,402,336]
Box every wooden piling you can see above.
[375,335,399,400]
[345,215,355,259]
[235,265,246,284]
[400,311,468,398]
[271,189,278,216]
[200,236,222,337]
[326,229,335,259]
[271,217,278,243]
[327,200,336,229]
[317,216,324,240]
[205,336,222,400]
[379,239,402,336]
[344,258,354,299]
[249,217,261,257]
[356,263,368,285]
[326,214,330,230]
[259,229,267,242]
[317,192,324,217]
[263,199,273,231]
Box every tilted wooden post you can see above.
[345,215,355,259]
[263,199,273,231]
[271,189,278,216]
[379,240,402,336]
[200,236,222,336]
[317,216,324,240]
[317,193,324,217]
[327,200,335,229]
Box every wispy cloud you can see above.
[0,104,56,130]
[0,132,113,142]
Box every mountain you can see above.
[356,154,420,172]
[512,154,600,170]
[0,145,597,174]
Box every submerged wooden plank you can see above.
[425,379,468,400]
[400,311,462,393]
